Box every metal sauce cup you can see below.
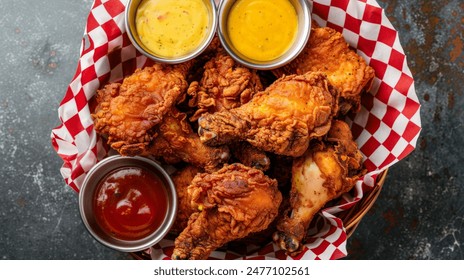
[217,0,311,70]
[79,155,177,252]
[125,0,218,64]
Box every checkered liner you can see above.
[51,0,421,260]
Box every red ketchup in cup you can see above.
[93,166,168,240]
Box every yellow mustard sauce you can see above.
[136,0,210,58]
[227,0,298,62]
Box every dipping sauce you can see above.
[227,0,298,61]
[135,0,211,58]
[93,166,168,241]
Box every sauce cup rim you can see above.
[217,0,311,70]
[125,0,218,64]
[78,155,177,252]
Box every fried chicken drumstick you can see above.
[147,108,229,171]
[188,48,270,170]
[273,120,365,255]
[172,163,282,260]
[92,61,193,156]
[273,27,375,114]
[198,72,339,157]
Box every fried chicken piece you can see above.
[273,120,365,255]
[92,61,194,156]
[198,72,339,157]
[273,27,375,114]
[172,163,282,260]
[183,37,222,86]
[187,48,269,168]
[170,165,203,234]
[187,50,263,122]
[147,108,230,172]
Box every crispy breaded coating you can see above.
[147,108,229,171]
[92,61,193,156]
[198,72,339,157]
[273,27,375,114]
[187,49,263,121]
[273,120,365,255]
[172,164,282,260]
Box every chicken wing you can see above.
[273,27,375,114]
[92,61,194,156]
[187,49,263,122]
[147,108,230,172]
[198,72,339,157]
[172,163,282,260]
[273,120,365,255]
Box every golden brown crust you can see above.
[198,72,340,157]
[187,50,263,121]
[273,120,366,255]
[147,108,230,171]
[273,27,375,114]
[172,164,282,260]
[92,62,194,155]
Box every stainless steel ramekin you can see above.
[79,155,177,252]
[125,0,218,64]
[217,0,311,70]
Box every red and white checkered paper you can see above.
[51,0,421,260]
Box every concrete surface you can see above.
[345,0,464,260]
[0,0,462,259]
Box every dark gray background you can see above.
[0,0,462,259]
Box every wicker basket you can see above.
[130,169,388,260]
[49,0,420,261]
[342,169,388,238]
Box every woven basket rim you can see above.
[343,169,388,238]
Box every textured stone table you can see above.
[0,0,462,259]
[345,0,463,260]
